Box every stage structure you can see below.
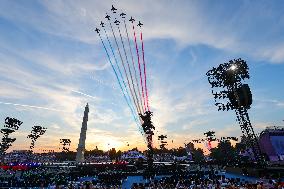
[259,126,284,161]
[95,5,154,172]
[206,58,264,165]
[0,117,22,157]
[76,103,89,162]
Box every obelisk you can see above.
[76,103,89,162]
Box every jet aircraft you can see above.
[114,19,120,25]
[111,5,117,13]
[105,14,111,21]
[137,21,143,27]
[95,28,100,33]
[129,17,135,23]
[120,12,126,18]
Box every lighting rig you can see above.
[0,117,22,156]
[139,111,155,171]
[206,58,264,165]
[27,126,47,151]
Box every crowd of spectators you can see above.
[0,164,283,188]
[130,168,284,189]
[131,175,282,189]
[0,165,126,188]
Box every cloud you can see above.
[0,46,120,151]
[1,0,283,152]
[0,81,31,99]
[1,0,283,63]
[254,98,284,109]
[11,0,281,63]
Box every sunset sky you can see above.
[0,0,284,153]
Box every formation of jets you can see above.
[95,5,144,34]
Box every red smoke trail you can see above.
[133,25,146,112]
[140,32,150,111]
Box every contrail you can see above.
[123,19,144,113]
[97,30,142,135]
[102,26,136,113]
[108,22,139,114]
[0,101,66,112]
[71,90,99,101]
[132,24,146,112]
[72,90,120,106]
[140,32,150,111]
[118,23,142,114]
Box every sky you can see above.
[0,0,284,153]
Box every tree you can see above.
[192,148,205,163]
[86,147,104,156]
[152,147,170,155]
[210,140,236,165]
[116,150,122,160]
[172,147,187,157]
[108,148,116,160]
[56,151,76,161]
[131,147,138,151]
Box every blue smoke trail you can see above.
[98,33,142,134]
[103,27,137,114]
[102,28,146,140]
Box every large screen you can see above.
[270,136,284,156]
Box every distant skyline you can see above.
[0,0,284,153]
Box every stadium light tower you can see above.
[206,58,264,165]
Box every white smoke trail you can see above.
[71,90,119,106]
[71,90,99,100]
[0,101,67,112]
